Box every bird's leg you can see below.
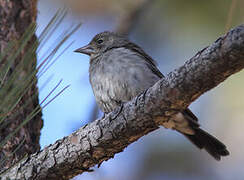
[102,112,108,119]
[110,103,124,120]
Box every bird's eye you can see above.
[97,39,104,44]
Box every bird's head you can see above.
[74,31,128,57]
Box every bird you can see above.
[74,31,229,160]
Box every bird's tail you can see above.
[181,128,229,160]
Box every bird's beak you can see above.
[74,44,94,56]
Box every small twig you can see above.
[225,0,237,33]
[115,0,153,34]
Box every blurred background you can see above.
[36,0,244,180]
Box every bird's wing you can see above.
[124,42,199,124]
[124,42,164,78]
[183,108,199,122]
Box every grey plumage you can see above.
[90,47,160,113]
[75,31,229,160]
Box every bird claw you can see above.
[110,104,124,120]
[101,113,107,119]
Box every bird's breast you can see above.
[89,48,160,112]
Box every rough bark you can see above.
[1,24,244,180]
[0,0,42,171]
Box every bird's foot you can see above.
[110,104,124,120]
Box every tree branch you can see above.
[1,24,244,180]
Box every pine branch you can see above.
[1,24,244,180]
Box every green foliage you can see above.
[0,8,81,167]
